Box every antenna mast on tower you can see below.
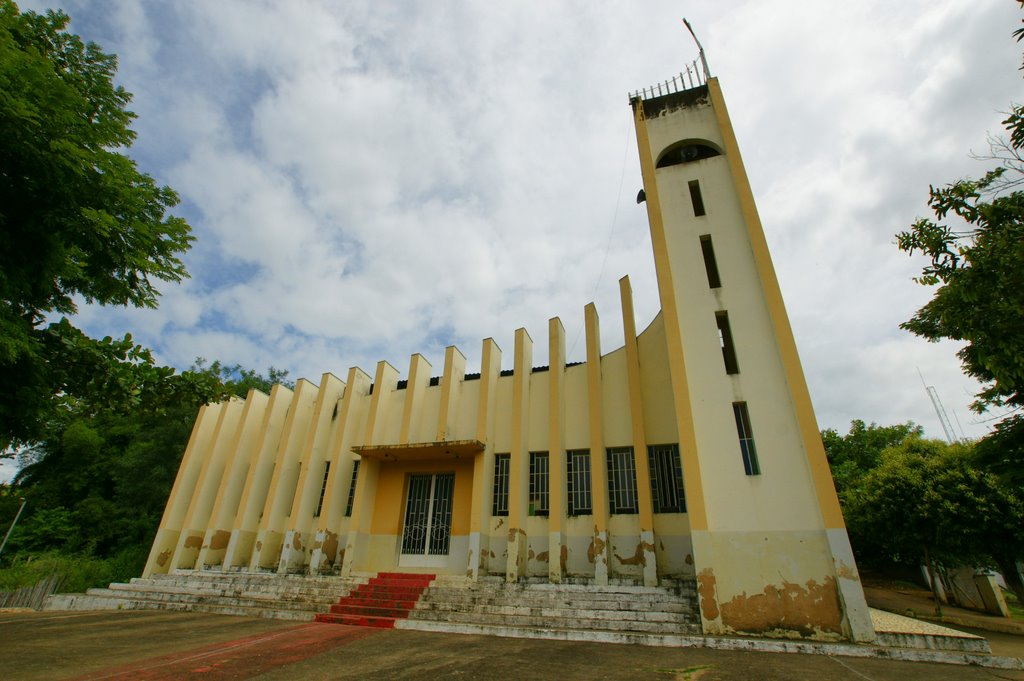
[682,18,710,80]
[917,368,959,444]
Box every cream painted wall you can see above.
[646,115,822,533]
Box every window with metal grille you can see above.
[344,460,360,516]
[606,447,638,514]
[528,451,549,516]
[733,403,761,475]
[492,453,510,516]
[566,449,592,516]
[648,444,685,513]
[428,473,455,555]
[313,461,331,517]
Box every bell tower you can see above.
[630,68,874,641]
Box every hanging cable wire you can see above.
[568,115,632,359]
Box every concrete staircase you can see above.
[400,577,702,642]
[43,571,362,621]
[44,570,702,645]
[316,572,436,628]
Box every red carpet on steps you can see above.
[315,572,435,629]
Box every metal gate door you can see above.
[400,473,454,566]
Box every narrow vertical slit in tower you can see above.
[715,311,739,375]
[688,180,706,217]
[699,235,721,288]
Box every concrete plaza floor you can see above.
[1,610,1023,681]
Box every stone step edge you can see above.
[164,569,355,579]
[109,583,349,598]
[394,620,1023,671]
[411,605,693,622]
[419,581,692,593]
[141,575,369,587]
[417,593,696,606]
[85,588,333,610]
[84,589,333,612]
[406,611,694,634]
[43,593,316,621]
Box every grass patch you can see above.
[1004,588,1024,620]
[0,547,147,594]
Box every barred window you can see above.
[606,447,638,514]
[492,453,510,516]
[528,451,549,516]
[733,403,761,475]
[566,449,592,516]
[313,461,331,517]
[648,444,685,513]
[344,460,360,516]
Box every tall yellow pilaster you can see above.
[400,354,432,444]
[309,366,372,574]
[468,338,501,579]
[620,275,658,586]
[505,328,533,582]
[585,303,610,584]
[169,398,245,571]
[249,378,318,570]
[143,403,222,577]
[436,345,466,442]
[196,389,270,570]
[279,373,346,573]
[341,361,399,577]
[547,317,566,583]
[222,384,292,570]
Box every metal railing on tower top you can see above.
[628,59,707,102]
[629,19,711,103]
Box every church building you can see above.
[143,61,875,643]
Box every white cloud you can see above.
[40,0,1022,444]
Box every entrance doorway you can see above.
[399,473,454,567]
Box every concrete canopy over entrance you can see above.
[354,440,485,462]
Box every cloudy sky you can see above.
[21,0,1024,443]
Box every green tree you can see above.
[0,1,193,446]
[822,420,922,496]
[8,362,290,562]
[896,13,1024,484]
[843,436,1024,607]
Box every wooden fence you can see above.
[0,574,64,609]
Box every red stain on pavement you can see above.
[70,622,379,680]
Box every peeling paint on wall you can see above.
[156,549,171,567]
[614,541,654,567]
[535,551,549,563]
[560,544,568,573]
[322,532,338,565]
[210,530,230,551]
[587,534,606,564]
[183,535,202,550]
[697,569,720,621]
[719,576,843,637]
[835,561,857,581]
